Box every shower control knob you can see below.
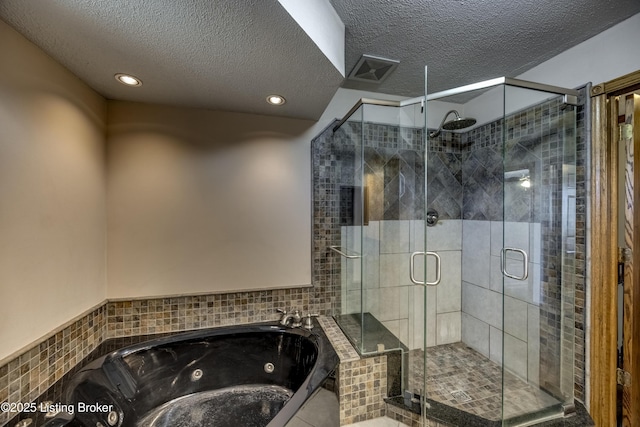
[426,210,439,227]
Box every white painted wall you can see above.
[464,12,640,125]
[278,0,345,76]
[518,12,640,90]
[107,101,315,298]
[318,87,462,130]
[105,87,435,299]
[0,20,107,361]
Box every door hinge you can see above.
[620,123,633,140]
[619,247,632,263]
[617,368,632,387]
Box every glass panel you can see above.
[421,80,577,426]
[338,102,409,357]
[501,85,576,424]
[333,101,428,407]
[420,83,508,423]
[334,104,365,351]
[330,76,578,427]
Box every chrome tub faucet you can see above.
[277,308,302,328]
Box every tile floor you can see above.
[344,417,410,427]
[407,343,561,421]
[284,388,341,427]
[284,389,409,427]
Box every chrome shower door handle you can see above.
[409,251,425,285]
[410,251,441,286]
[500,247,529,280]
[426,252,442,286]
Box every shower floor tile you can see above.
[407,343,561,421]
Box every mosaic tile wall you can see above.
[105,288,320,338]
[0,306,107,427]
[338,355,388,425]
[572,92,588,400]
[312,123,347,316]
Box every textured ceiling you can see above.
[0,0,344,120]
[333,0,640,99]
[1,1,640,120]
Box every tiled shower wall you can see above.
[312,89,588,401]
[341,220,462,349]
[461,220,544,384]
[320,121,464,349]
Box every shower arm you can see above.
[430,110,460,138]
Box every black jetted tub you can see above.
[43,322,338,427]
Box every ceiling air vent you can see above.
[348,54,399,84]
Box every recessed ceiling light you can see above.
[115,73,142,87]
[266,95,286,105]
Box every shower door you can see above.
[500,84,577,424]
[421,76,579,426]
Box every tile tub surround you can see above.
[318,316,389,426]
[338,356,388,425]
[105,287,322,338]
[0,305,107,427]
[0,286,338,427]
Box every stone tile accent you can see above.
[0,306,106,426]
[106,288,318,338]
[317,316,360,362]
[339,356,387,425]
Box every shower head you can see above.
[429,110,476,137]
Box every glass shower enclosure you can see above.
[328,70,579,426]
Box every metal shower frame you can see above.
[333,74,581,132]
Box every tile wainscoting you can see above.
[0,305,107,426]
